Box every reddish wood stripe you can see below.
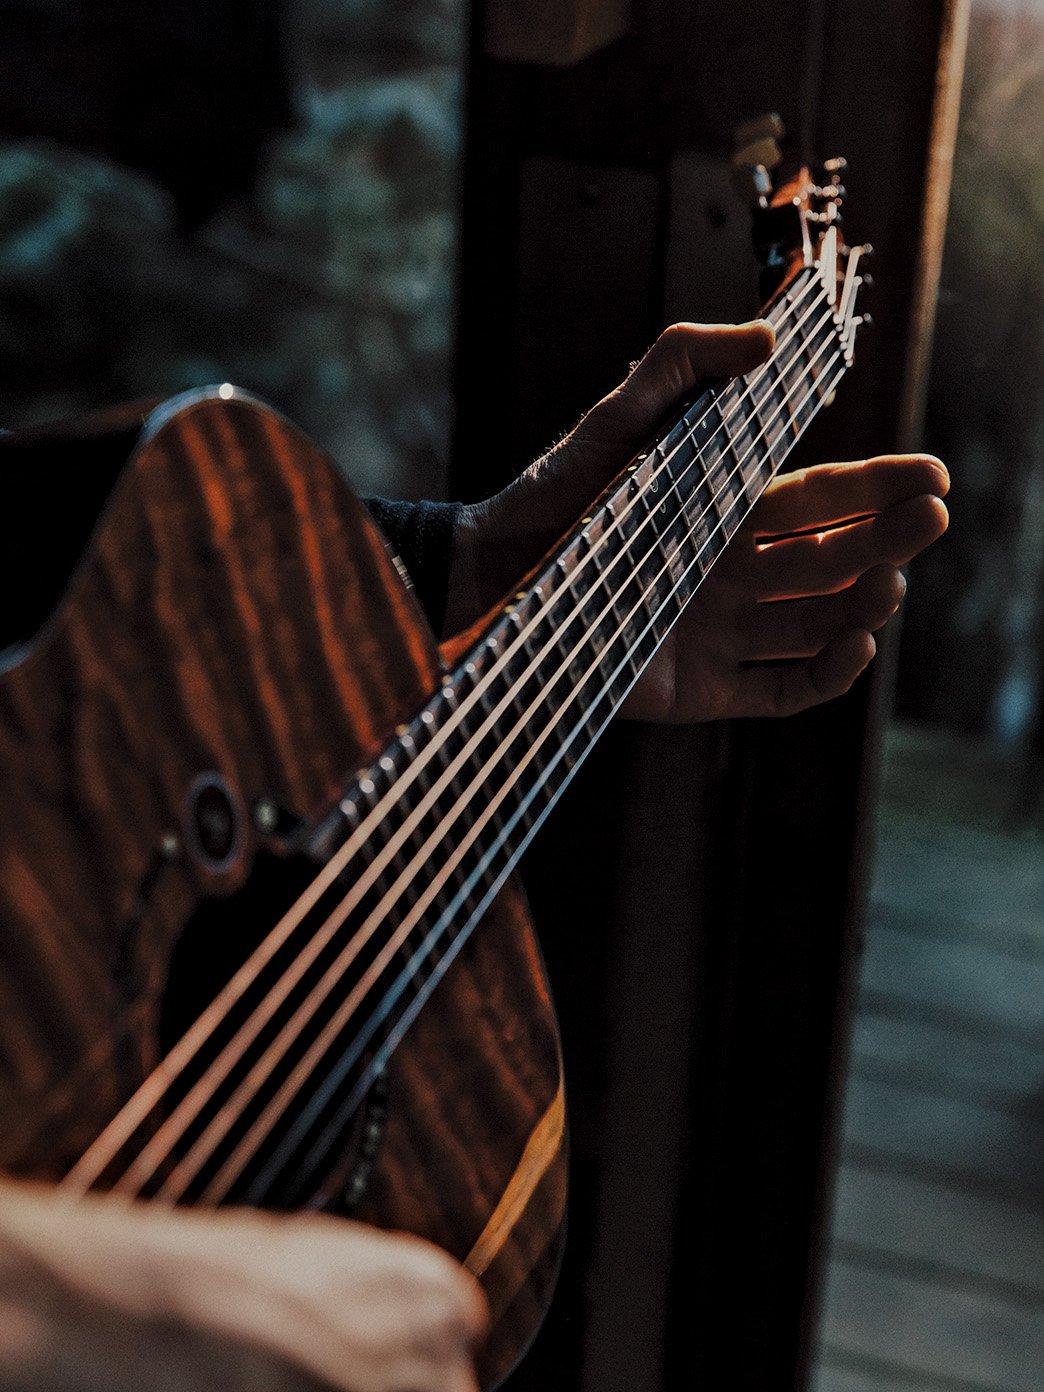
[0,392,566,1385]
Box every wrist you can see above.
[442,497,494,637]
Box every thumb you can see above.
[573,319,776,452]
[448,320,774,633]
[532,319,776,507]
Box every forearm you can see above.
[0,1182,320,1392]
[0,1181,485,1392]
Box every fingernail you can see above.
[753,318,776,347]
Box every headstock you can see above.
[732,114,872,364]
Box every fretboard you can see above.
[318,265,850,1096]
[153,261,853,1208]
[62,228,864,1212]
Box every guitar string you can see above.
[65,279,840,1197]
[217,343,854,1209]
[62,270,835,1195]
[73,286,841,1200]
[58,269,828,1193]
[144,324,850,1207]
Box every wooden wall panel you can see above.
[453,3,957,1387]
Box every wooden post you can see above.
[484,0,630,66]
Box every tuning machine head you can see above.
[810,154,848,217]
[731,112,785,209]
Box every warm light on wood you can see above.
[485,0,629,66]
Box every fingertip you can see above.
[879,491,950,555]
[907,493,949,545]
[673,319,777,378]
[741,317,776,363]
[880,565,907,612]
[926,457,950,496]
[854,564,906,626]
[843,626,876,668]
[752,317,777,348]
[903,453,951,496]
[827,627,876,694]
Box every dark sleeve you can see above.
[363,498,462,635]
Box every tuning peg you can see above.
[732,161,773,205]
[733,135,783,172]
[808,203,842,226]
[861,272,874,291]
[857,313,874,333]
[860,242,874,259]
[824,156,848,174]
[733,112,785,148]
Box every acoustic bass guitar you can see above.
[0,160,867,1387]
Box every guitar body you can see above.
[0,391,566,1388]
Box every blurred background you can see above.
[0,0,1041,1390]
[0,0,463,498]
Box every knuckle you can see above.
[799,598,821,647]
[400,1248,480,1334]
[660,321,690,345]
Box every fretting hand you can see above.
[446,320,949,720]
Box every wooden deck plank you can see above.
[840,1073,1043,1207]
[868,898,1044,962]
[813,1354,912,1392]
[857,926,1044,1044]
[816,726,1043,1392]
[830,1164,1044,1302]
[817,1343,1027,1392]
[850,1005,1044,1110]
[873,816,1044,926]
[818,1262,1044,1392]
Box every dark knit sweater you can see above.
[363,497,462,636]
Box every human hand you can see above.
[620,449,949,721]
[446,321,949,721]
[0,1184,487,1392]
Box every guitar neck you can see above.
[309,266,850,1094]
[68,262,852,1211]
[384,270,844,822]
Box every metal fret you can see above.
[317,263,858,1089]
[756,344,793,446]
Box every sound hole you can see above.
[158,849,387,1212]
